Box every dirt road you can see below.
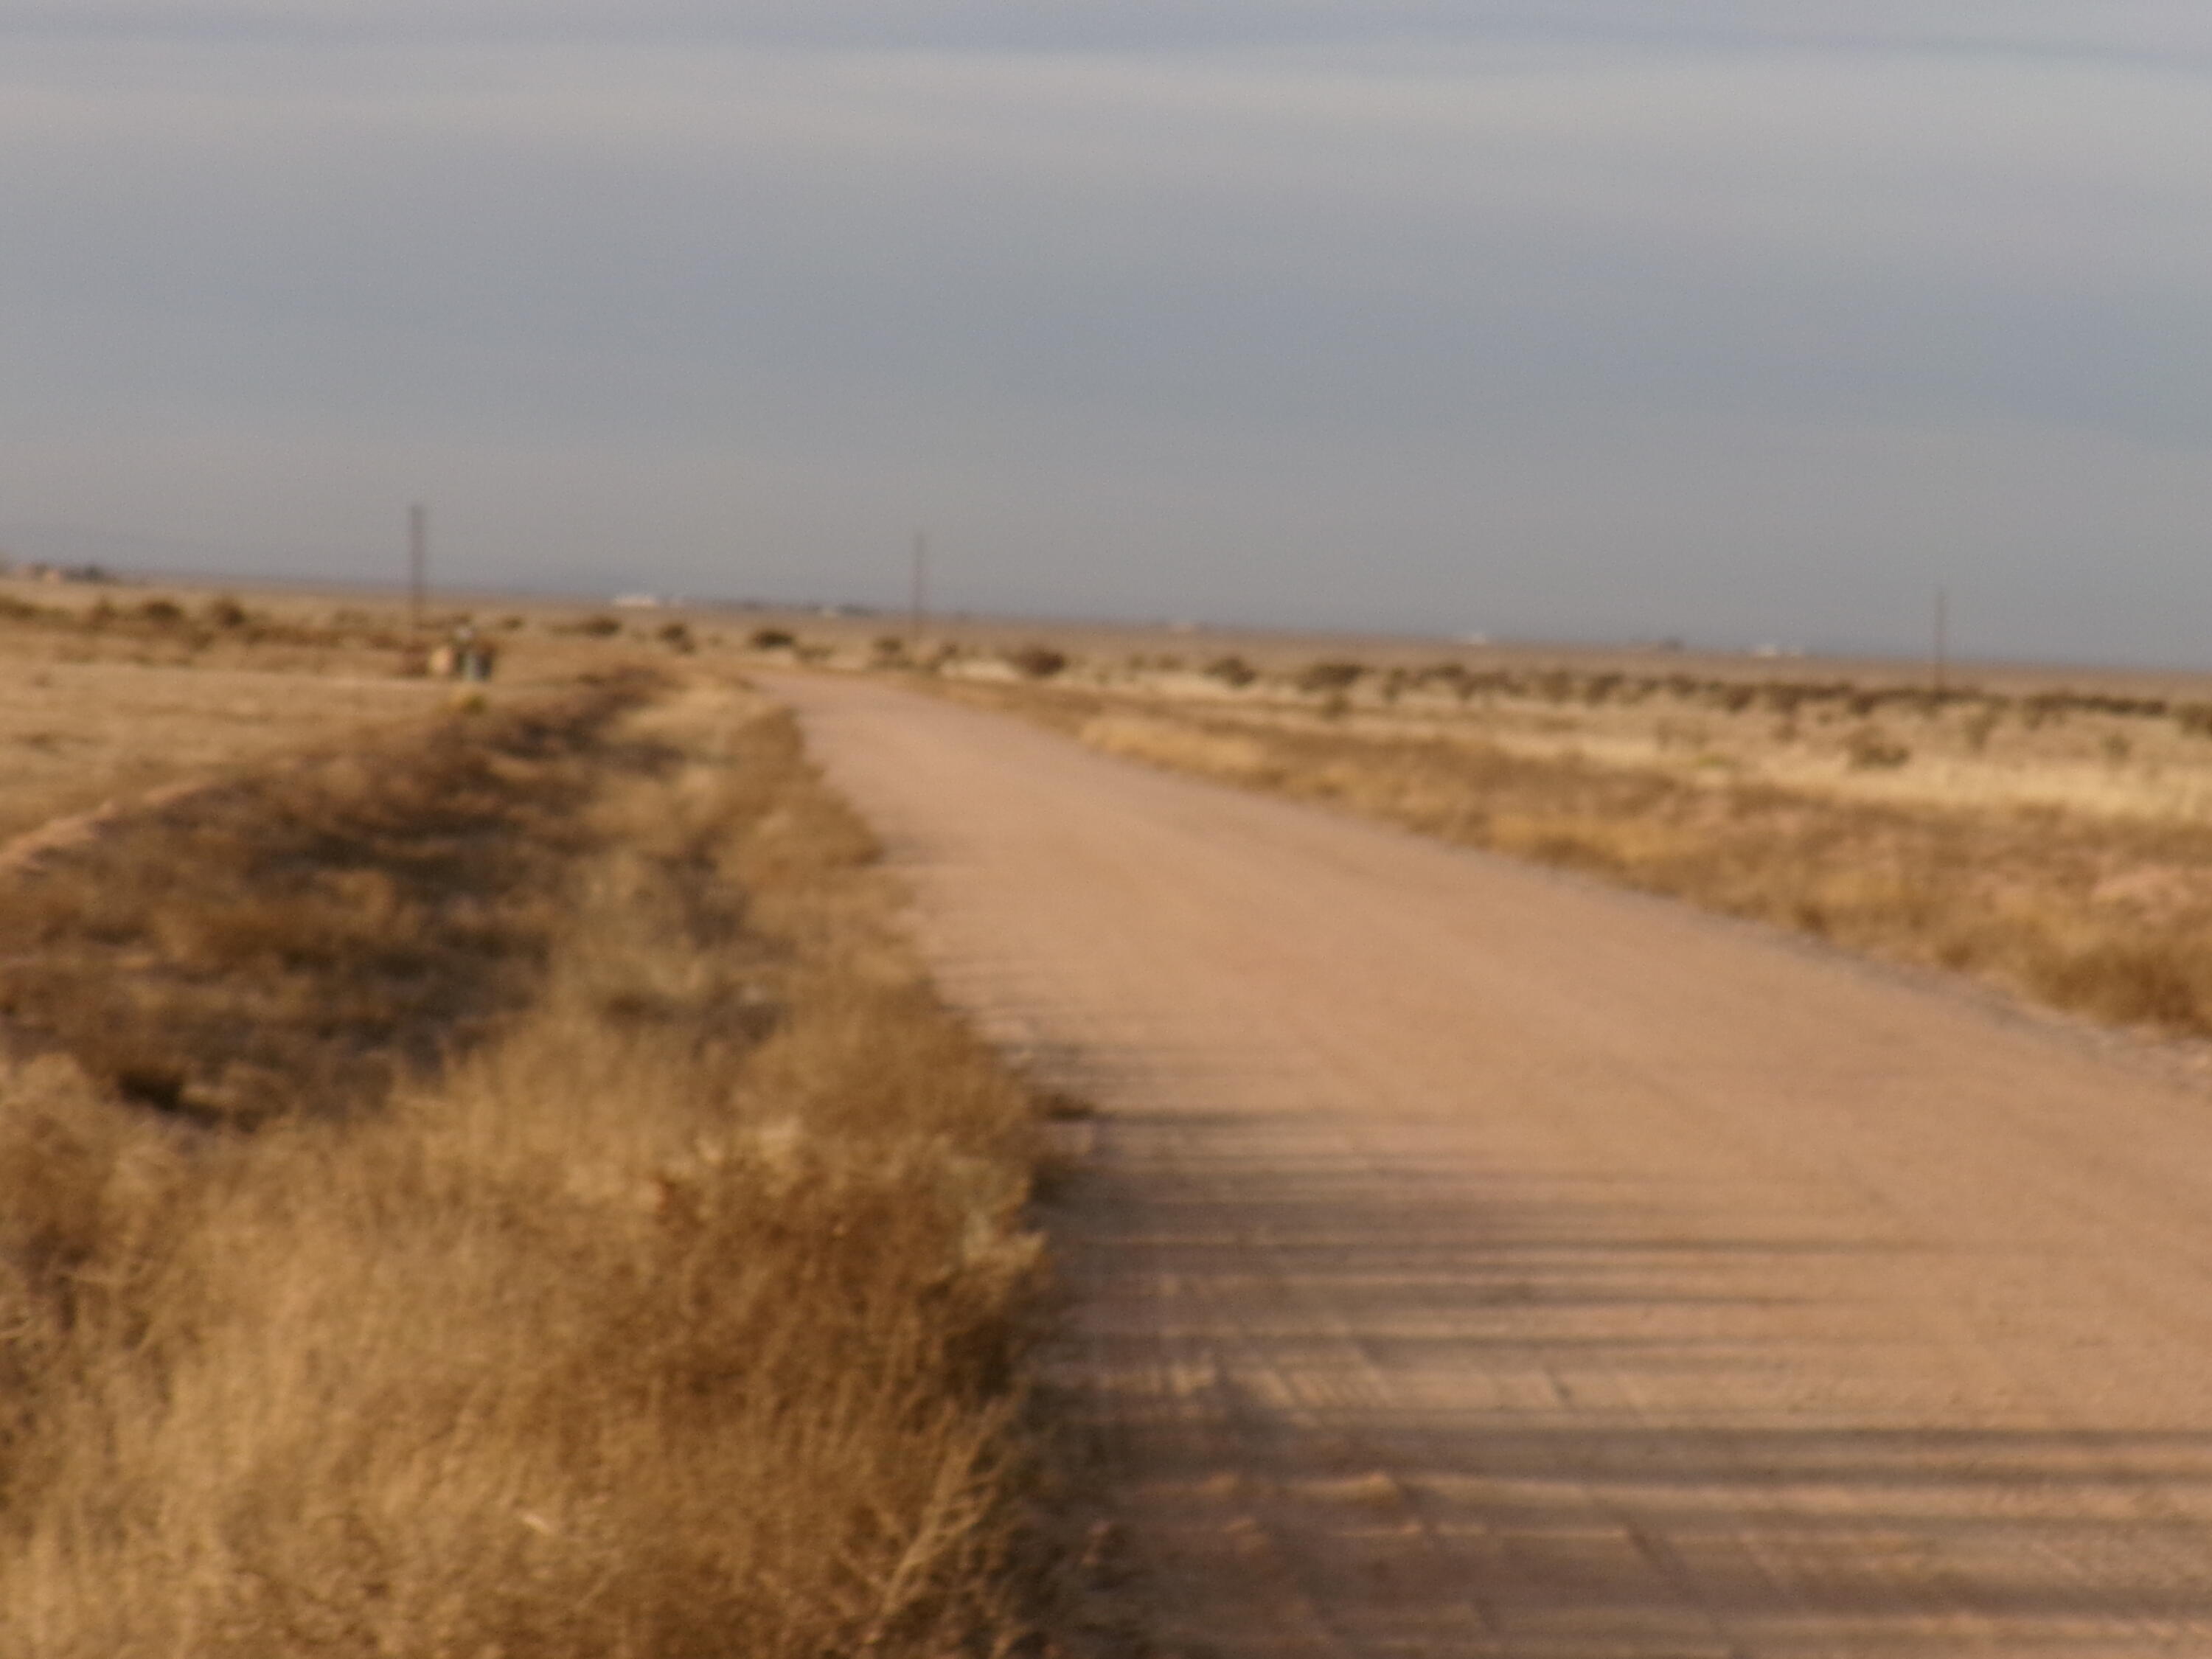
[779,674,2212,1658]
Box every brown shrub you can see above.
[0,680,1048,1656]
[0,676,656,1123]
[1296,660,1365,695]
[1844,726,1911,769]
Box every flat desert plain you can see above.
[15,578,2212,1653]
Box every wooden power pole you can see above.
[409,504,428,630]
[908,529,928,648]
[1933,585,1949,694]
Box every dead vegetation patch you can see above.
[0,674,657,1126]
[0,674,1054,1657]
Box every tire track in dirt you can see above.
[0,780,215,877]
[778,673,2212,1658]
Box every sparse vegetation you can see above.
[0,672,1053,1657]
[1844,726,1911,769]
[1203,655,1256,688]
[0,661,466,847]
[1295,660,1364,695]
[943,668,2212,1040]
[0,677,649,1125]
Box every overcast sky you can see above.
[2,3,2208,663]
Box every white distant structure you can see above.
[613,592,664,609]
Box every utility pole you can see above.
[1933,584,1949,695]
[908,529,928,650]
[408,504,428,630]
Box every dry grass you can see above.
[0,672,1049,1657]
[942,672,2212,1040]
[0,659,465,846]
[0,677,650,1125]
[0,574,800,847]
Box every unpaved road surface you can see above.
[782,675,2212,1658]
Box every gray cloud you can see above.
[0,11,2207,661]
[6,2,2212,56]
[0,1,2203,54]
